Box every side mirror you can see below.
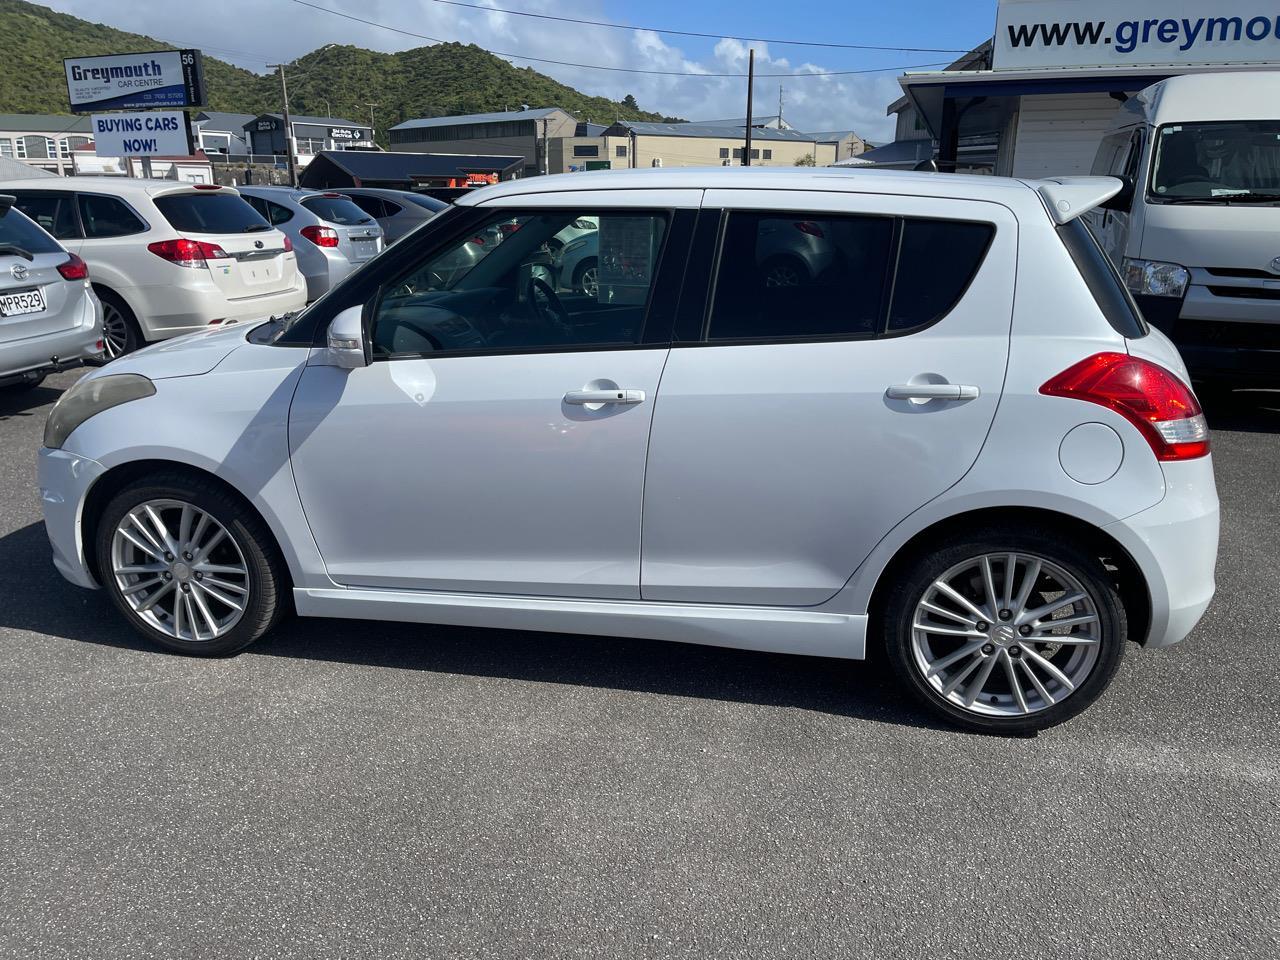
[1100,176,1135,212]
[326,305,369,369]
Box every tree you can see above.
[622,94,639,111]
[794,153,816,167]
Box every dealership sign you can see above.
[91,112,194,157]
[328,127,368,141]
[65,50,205,112]
[994,0,1280,70]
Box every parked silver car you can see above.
[237,187,383,301]
[335,188,448,244]
[0,195,102,392]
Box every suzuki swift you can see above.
[37,168,1220,734]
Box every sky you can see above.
[42,0,997,141]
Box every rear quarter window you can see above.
[1056,218,1148,339]
[154,192,271,234]
[0,204,63,254]
[887,219,994,333]
[300,195,373,226]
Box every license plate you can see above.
[0,287,46,317]
[353,239,377,260]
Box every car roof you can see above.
[239,185,345,202]
[455,166,1044,207]
[0,176,244,199]
[1126,71,1280,128]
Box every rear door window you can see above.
[9,192,79,240]
[0,205,64,254]
[154,192,270,234]
[300,195,373,226]
[77,194,147,238]
[347,194,387,218]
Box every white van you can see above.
[1087,72,1280,389]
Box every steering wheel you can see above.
[526,276,571,334]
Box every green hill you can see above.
[0,0,670,142]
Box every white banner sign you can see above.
[91,112,193,157]
[994,1,1280,70]
[65,50,205,112]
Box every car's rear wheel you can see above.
[97,290,142,359]
[573,258,599,297]
[883,530,1126,734]
[95,474,286,656]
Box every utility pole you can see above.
[778,84,784,127]
[267,62,298,187]
[364,102,379,143]
[742,49,755,167]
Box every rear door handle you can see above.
[886,383,980,402]
[564,389,646,405]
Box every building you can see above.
[191,111,256,158]
[892,0,1280,178]
[807,130,869,163]
[299,150,524,194]
[0,115,93,176]
[594,121,831,171]
[389,108,577,177]
[245,114,375,169]
[69,146,214,182]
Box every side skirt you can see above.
[294,587,868,659]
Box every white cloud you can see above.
[40,0,904,139]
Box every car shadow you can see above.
[0,383,65,420]
[0,520,953,734]
[1200,389,1280,434]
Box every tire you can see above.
[881,528,1126,734]
[96,289,143,359]
[95,472,287,656]
[572,257,599,297]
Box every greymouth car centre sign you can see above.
[64,50,206,113]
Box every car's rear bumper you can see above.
[1105,456,1220,648]
[37,447,104,590]
[0,301,104,385]
[133,276,308,340]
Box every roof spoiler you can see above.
[0,194,12,217]
[1034,177,1123,224]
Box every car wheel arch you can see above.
[80,459,295,593]
[863,505,1151,652]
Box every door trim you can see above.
[294,587,867,659]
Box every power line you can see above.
[421,0,970,54]
[284,0,949,78]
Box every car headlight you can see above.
[43,374,155,450]
[1123,258,1190,298]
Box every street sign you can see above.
[65,50,205,112]
[91,112,194,157]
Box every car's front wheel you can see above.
[95,473,286,656]
[883,529,1126,734]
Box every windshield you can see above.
[300,195,373,226]
[1150,121,1280,201]
[155,192,272,233]
[0,203,63,255]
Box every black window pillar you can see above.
[938,96,959,173]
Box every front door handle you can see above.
[564,388,646,405]
[886,383,980,402]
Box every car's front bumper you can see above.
[37,447,104,590]
[1105,456,1220,648]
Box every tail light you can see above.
[281,235,293,253]
[192,183,222,190]
[1040,352,1209,461]
[300,225,340,248]
[57,253,89,280]
[794,221,825,238]
[146,238,230,268]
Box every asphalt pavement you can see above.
[1,370,1277,959]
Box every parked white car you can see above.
[37,168,1219,733]
[0,179,307,358]
[0,195,102,390]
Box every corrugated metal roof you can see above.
[607,121,817,142]
[299,150,525,187]
[804,130,862,142]
[0,114,92,133]
[257,113,368,129]
[391,107,568,132]
[194,112,257,131]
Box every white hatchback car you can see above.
[0,179,307,358]
[37,168,1220,733]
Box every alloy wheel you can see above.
[909,552,1102,718]
[101,301,130,359]
[764,262,801,287]
[579,265,599,298]
[109,499,251,642]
